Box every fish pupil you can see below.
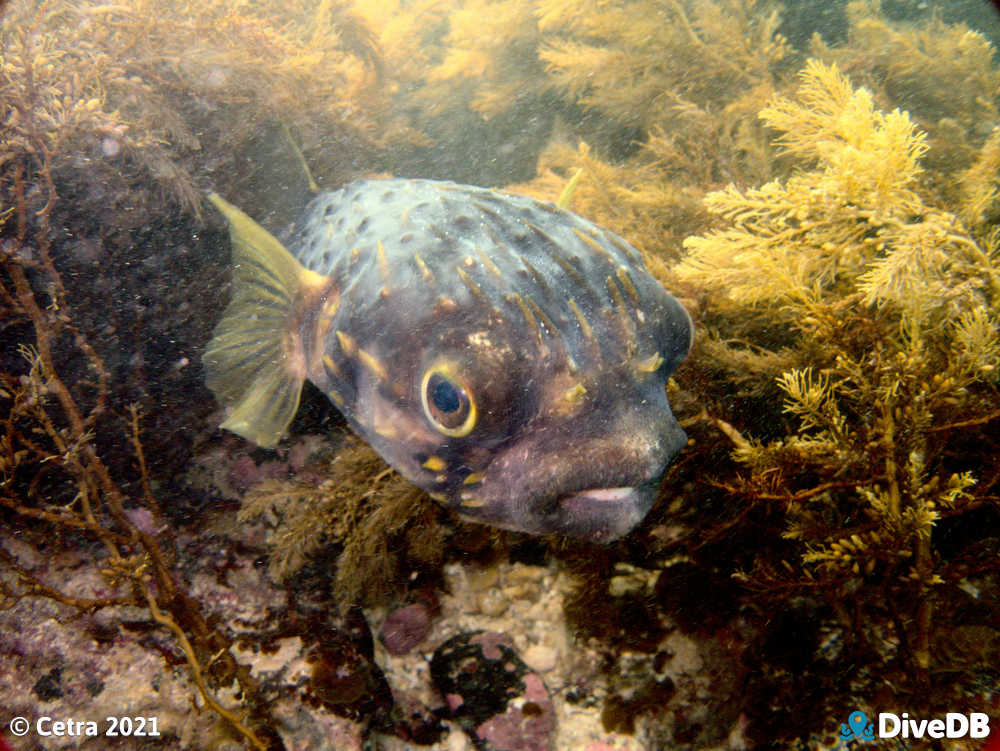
[432,379,462,414]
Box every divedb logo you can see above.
[839,709,990,742]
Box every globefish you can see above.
[204,179,692,542]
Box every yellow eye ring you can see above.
[420,363,477,437]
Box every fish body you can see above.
[204,179,691,541]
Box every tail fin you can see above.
[203,193,321,448]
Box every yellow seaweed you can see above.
[678,60,1000,679]
[1,0,385,216]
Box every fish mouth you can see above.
[446,411,685,541]
[551,480,660,542]
[561,486,637,503]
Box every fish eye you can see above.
[432,378,462,414]
[420,365,476,437]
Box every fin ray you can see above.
[203,193,314,448]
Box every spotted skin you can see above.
[205,179,692,541]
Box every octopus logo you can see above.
[840,710,876,742]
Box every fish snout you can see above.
[463,401,687,541]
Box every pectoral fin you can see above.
[203,193,325,448]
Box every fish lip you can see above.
[558,486,637,503]
[552,479,661,542]
[449,475,664,541]
[555,473,663,507]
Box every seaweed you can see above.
[1,0,385,220]
[529,0,792,196]
[4,0,998,744]
[537,0,789,131]
[351,0,794,190]
[676,59,1000,730]
[238,440,459,608]
[810,1,1000,203]
[1,130,280,751]
[0,2,400,747]
[812,2,999,142]
[959,126,1000,231]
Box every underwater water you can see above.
[2,0,1000,749]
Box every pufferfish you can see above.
[204,178,692,542]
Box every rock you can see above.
[467,565,500,592]
[381,602,432,656]
[476,588,509,617]
[431,631,556,751]
[522,644,557,674]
